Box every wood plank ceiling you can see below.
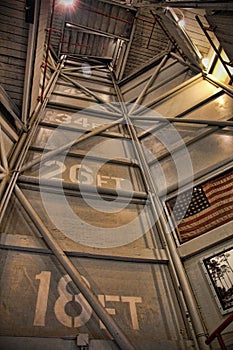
[50,0,233,79]
[0,0,29,112]
[0,0,232,112]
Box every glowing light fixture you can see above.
[202,57,209,69]
[56,0,77,13]
[178,19,185,27]
[59,0,75,5]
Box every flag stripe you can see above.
[167,170,233,243]
[204,171,232,185]
[179,217,232,240]
[178,205,233,233]
[178,200,233,229]
[204,175,233,194]
[203,178,233,196]
[207,192,233,206]
[207,187,233,202]
[180,216,232,242]
[178,211,233,242]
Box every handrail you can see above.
[205,313,233,350]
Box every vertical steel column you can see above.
[40,0,56,101]
[111,72,208,350]
[0,58,64,223]
[22,0,41,124]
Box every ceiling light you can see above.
[178,19,185,27]
[202,57,209,68]
[59,0,75,5]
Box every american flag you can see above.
[167,170,233,243]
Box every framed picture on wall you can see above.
[201,246,233,315]
[166,169,233,244]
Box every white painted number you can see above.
[45,110,101,129]
[74,117,90,128]
[34,271,92,328]
[63,87,81,96]
[34,271,142,330]
[41,160,66,180]
[70,164,93,185]
[40,161,127,190]
[54,274,93,328]
[55,113,72,124]
[34,271,51,326]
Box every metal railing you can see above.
[205,313,233,350]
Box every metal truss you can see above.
[110,69,208,350]
[1,48,233,350]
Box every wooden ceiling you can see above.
[0,0,232,112]
[50,0,232,78]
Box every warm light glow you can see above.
[202,57,209,69]
[178,19,185,27]
[56,0,77,13]
[59,0,74,5]
[217,95,225,107]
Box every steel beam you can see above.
[131,115,233,127]
[142,66,190,100]
[204,74,233,97]
[135,1,233,11]
[0,125,9,171]
[129,54,169,115]
[62,65,107,73]
[170,52,201,73]
[30,145,137,167]
[51,90,98,102]
[0,117,19,144]
[20,117,124,173]
[126,67,190,106]
[14,185,136,350]
[63,71,114,85]
[22,0,41,125]
[98,0,137,11]
[112,73,208,350]
[0,164,6,172]
[196,15,232,83]
[118,13,137,81]
[0,87,26,132]
[0,244,167,264]
[132,73,202,114]
[39,121,130,139]
[136,89,224,139]
[119,50,173,86]
[120,56,178,96]
[40,0,56,102]
[18,175,148,201]
[0,59,64,222]
[60,73,122,115]
[0,173,6,180]
[166,160,233,202]
[148,126,218,167]
[46,102,120,119]
[65,22,130,41]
